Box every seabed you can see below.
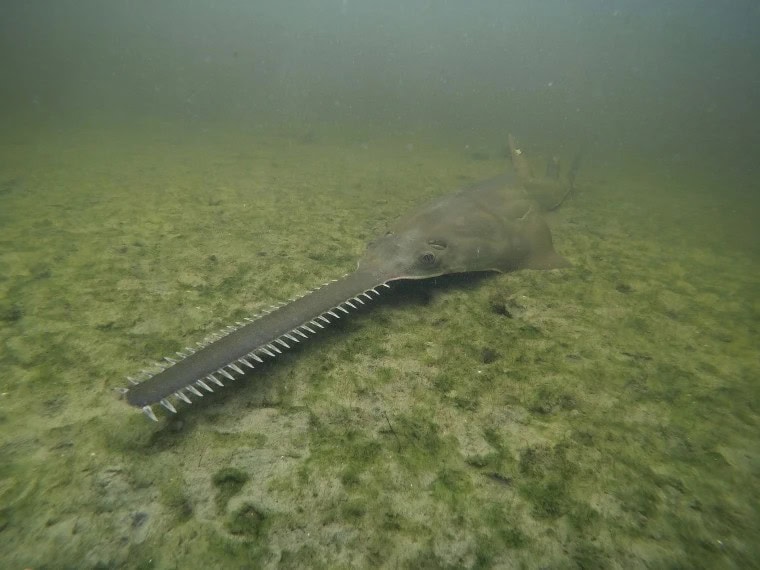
[0,119,758,568]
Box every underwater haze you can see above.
[1,1,759,568]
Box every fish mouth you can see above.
[122,269,391,421]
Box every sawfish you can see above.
[123,135,579,421]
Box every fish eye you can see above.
[420,252,436,265]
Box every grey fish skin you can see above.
[125,270,384,409]
[124,135,576,420]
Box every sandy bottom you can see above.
[0,119,758,568]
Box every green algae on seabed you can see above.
[0,121,758,568]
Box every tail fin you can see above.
[508,133,582,210]
[547,152,582,210]
[567,152,582,190]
